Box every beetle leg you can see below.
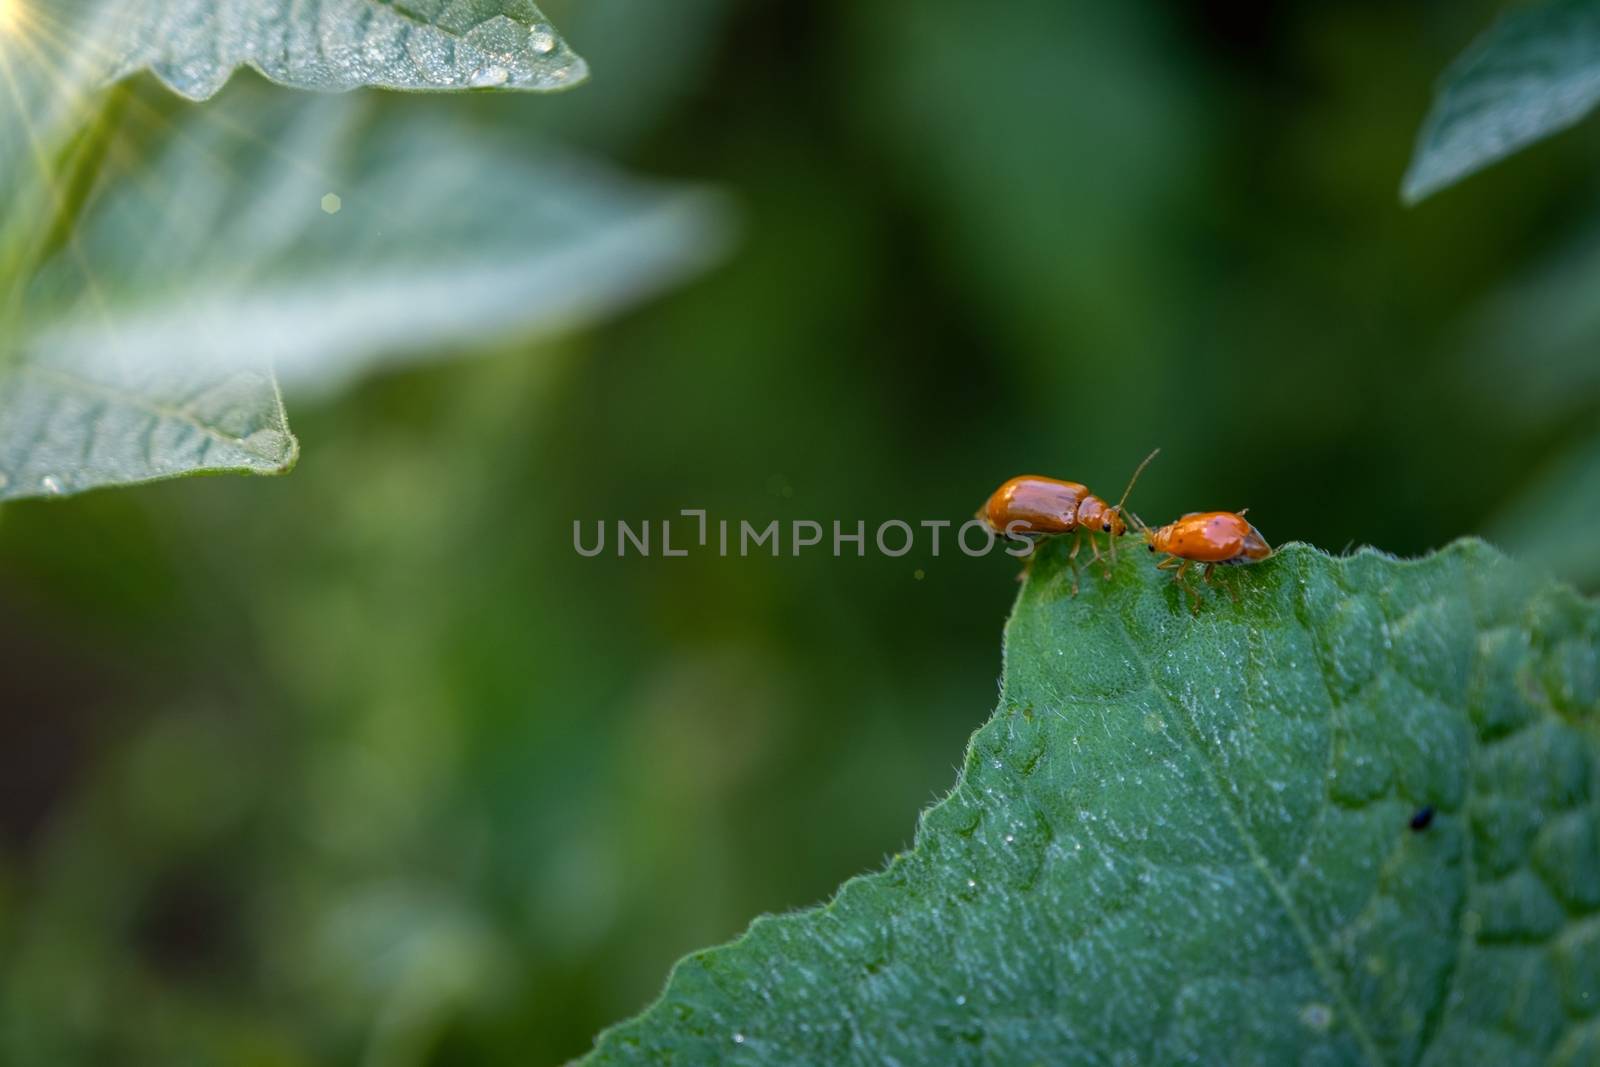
[1015,538,1044,584]
[1084,533,1112,582]
[1155,555,1180,571]
[1065,532,1082,597]
[1202,563,1215,585]
[1173,560,1201,613]
[1088,534,1109,579]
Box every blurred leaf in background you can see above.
[4,79,728,499]
[0,1,727,501]
[1405,0,1600,202]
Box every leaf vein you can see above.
[15,363,283,460]
[1112,612,1390,1067]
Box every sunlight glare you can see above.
[0,0,18,35]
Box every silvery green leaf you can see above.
[1,82,730,501]
[0,357,297,499]
[1,0,585,101]
[1404,0,1600,203]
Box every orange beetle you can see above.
[980,449,1158,591]
[1142,510,1272,610]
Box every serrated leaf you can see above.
[1404,0,1600,203]
[586,539,1600,1065]
[0,0,585,102]
[0,81,730,501]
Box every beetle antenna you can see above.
[1112,448,1160,518]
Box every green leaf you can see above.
[1404,0,1600,203]
[2,0,585,101]
[0,81,731,501]
[0,0,584,277]
[586,539,1600,1064]
[0,361,297,498]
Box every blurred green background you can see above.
[3,0,1599,1063]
